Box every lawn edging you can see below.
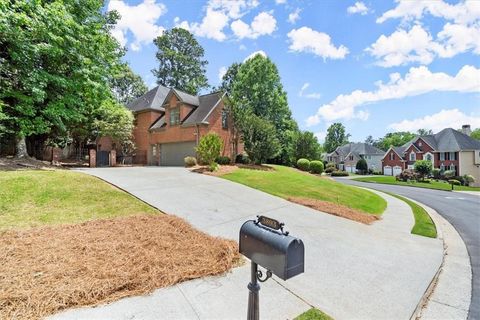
[408,200,472,320]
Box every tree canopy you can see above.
[111,63,148,106]
[292,131,322,161]
[470,128,480,140]
[153,28,209,95]
[375,131,416,151]
[323,123,350,153]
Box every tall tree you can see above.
[0,0,125,157]
[152,28,208,95]
[365,135,376,145]
[218,62,241,93]
[376,131,416,151]
[417,128,433,136]
[471,128,480,140]
[324,123,350,153]
[111,63,148,105]
[292,131,322,161]
[230,54,299,164]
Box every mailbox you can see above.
[239,216,304,281]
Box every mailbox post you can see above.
[240,216,305,320]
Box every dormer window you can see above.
[170,107,180,125]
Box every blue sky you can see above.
[107,0,480,142]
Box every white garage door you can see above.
[383,166,393,176]
[393,166,403,176]
[160,141,196,166]
[345,166,354,173]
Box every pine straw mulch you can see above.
[0,215,239,320]
[287,197,381,225]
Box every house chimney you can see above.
[462,124,471,136]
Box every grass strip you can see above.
[353,176,480,192]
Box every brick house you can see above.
[326,143,384,173]
[126,85,242,166]
[381,126,480,185]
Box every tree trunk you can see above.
[15,135,30,158]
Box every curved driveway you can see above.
[335,178,480,320]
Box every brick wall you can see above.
[382,149,404,170]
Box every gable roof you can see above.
[126,85,170,112]
[172,89,200,106]
[182,92,225,126]
[400,128,480,153]
[328,142,384,157]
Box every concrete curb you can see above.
[406,198,472,320]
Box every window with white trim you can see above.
[389,153,394,160]
[409,152,415,161]
[169,107,180,125]
[440,152,445,161]
[449,152,455,160]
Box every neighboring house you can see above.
[126,85,241,166]
[381,126,480,186]
[326,143,384,173]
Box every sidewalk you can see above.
[49,167,443,320]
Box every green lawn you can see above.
[353,175,480,192]
[0,170,159,230]
[222,165,386,215]
[295,308,333,320]
[385,192,437,238]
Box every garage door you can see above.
[345,166,354,173]
[383,166,392,176]
[160,141,196,166]
[393,166,403,176]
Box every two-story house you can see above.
[326,143,384,173]
[126,85,241,166]
[381,126,480,185]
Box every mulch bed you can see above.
[0,157,60,171]
[288,197,380,225]
[190,164,274,176]
[0,215,239,319]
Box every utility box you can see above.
[239,216,304,280]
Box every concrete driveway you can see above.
[53,167,443,320]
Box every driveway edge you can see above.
[406,198,472,320]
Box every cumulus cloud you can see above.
[243,50,267,62]
[218,66,227,81]
[306,65,480,126]
[377,0,480,25]
[288,8,301,24]
[275,0,287,4]
[315,131,326,142]
[347,2,369,15]
[389,109,480,132]
[231,11,277,39]
[299,83,321,99]
[287,27,349,60]
[107,0,166,51]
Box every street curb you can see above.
[406,198,472,320]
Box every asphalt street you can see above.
[335,178,480,320]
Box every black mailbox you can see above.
[239,216,304,281]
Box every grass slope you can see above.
[353,176,480,192]
[295,308,334,320]
[386,192,437,238]
[0,170,158,230]
[223,165,386,215]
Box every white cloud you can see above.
[389,109,480,132]
[287,27,349,60]
[306,65,480,126]
[189,8,229,41]
[107,0,167,51]
[347,2,369,15]
[275,0,287,4]
[218,66,227,81]
[377,0,480,25]
[367,23,480,67]
[315,131,326,142]
[239,44,247,50]
[243,50,267,62]
[299,83,321,99]
[288,8,301,24]
[231,11,277,39]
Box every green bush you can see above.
[208,162,219,172]
[432,168,441,179]
[372,170,382,175]
[331,170,349,177]
[448,179,461,186]
[196,133,223,167]
[356,159,368,174]
[297,158,310,171]
[235,153,250,164]
[216,156,231,165]
[414,160,433,179]
[443,170,455,179]
[325,167,335,174]
[463,174,475,186]
[326,162,336,168]
[419,178,432,184]
[184,156,197,167]
[310,160,324,174]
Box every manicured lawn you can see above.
[222,165,386,215]
[295,308,334,320]
[353,175,480,192]
[385,192,437,238]
[0,170,158,229]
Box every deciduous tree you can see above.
[240,114,280,164]
[323,123,350,153]
[111,63,148,106]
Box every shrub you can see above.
[196,133,223,167]
[432,168,441,179]
[331,170,349,177]
[443,170,455,179]
[396,169,419,182]
[310,160,324,174]
[240,114,280,164]
[419,178,432,184]
[235,153,250,164]
[216,156,231,165]
[297,158,310,171]
[463,174,475,186]
[414,160,433,179]
[208,162,219,172]
[325,167,335,174]
[372,170,382,175]
[356,159,368,174]
[184,156,197,167]
[448,179,461,186]
[326,162,336,169]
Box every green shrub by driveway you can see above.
[297,158,310,171]
[222,165,386,215]
[310,160,324,174]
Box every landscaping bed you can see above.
[0,215,239,319]
[353,176,480,192]
[0,156,59,171]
